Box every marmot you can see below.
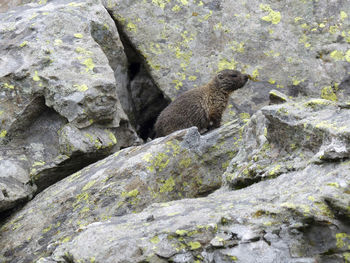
[154,69,249,137]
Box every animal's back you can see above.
[154,87,209,137]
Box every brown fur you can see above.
[154,69,249,137]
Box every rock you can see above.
[0,0,139,212]
[224,98,350,189]
[0,121,242,263]
[104,0,350,122]
[42,161,349,263]
[269,89,289,105]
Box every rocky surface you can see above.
[0,0,140,213]
[4,97,345,263]
[105,0,350,120]
[0,122,242,263]
[0,0,350,263]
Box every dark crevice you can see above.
[105,9,170,141]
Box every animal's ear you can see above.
[217,72,224,80]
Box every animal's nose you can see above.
[244,74,249,81]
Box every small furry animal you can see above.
[154,69,249,137]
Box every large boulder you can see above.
[0,121,241,263]
[104,0,350,122]
[0,0,139,213]
[35,98,350,263]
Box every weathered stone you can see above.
[224,98,350,189]
[0,121,241,263]
[42,161,349,263]
[104,0,350,122]
[0,0,139,212]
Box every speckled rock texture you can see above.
[104,0,350,121]
[0,0,350,263]
[32,98,349,263]
[0,122,242,263]
[0,0,139,212]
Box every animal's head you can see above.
[215,69,249,92]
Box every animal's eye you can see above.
[218,74,224,80]
[231,74,237,78]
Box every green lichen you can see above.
[74,84,88,92]
[42,225,52,234]
[260,4,281,24]
[127,22,137,32]
[239,112,250,123]
[20,41,28,47]
[33,161,45,167]
[147,152,170,172]
[159,177,175,193]
[61,236,72,243]
[336,233,350,248]
[150,235,160,244]
[188,241,201,250]
[327,182,340,188]
[33,71,40,81]
[304,99,333,108]
[107,130,117,145]
[340,11,348,21]
[269,164,281,176]
[344,252,350,262]
[218,58,237,71]
[179,158,191,168]
[176,229,188,236]
[54,39,63,46]
[82,58,95,72]
[122,189,139,198]
[0,130,7,138]
[321,86,337,101]
[82,180,96,191]
[74,33,83,39]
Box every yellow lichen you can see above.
[152,0,168,9]
[122,189,139,198]
[74,33,83,39]
[330,50,344,61]
[159,177,175,193]
[176,229,188,236]
[74,84,88,92]
[260,4,281,24]
[33,71,40,81]
[218,58,237,71]
[107,131,117,145]
[82,58,95,72]
[336,233,350,248]
[269,164,281,176]
[340,11,348,21]
[179,158,191,168]
[188,241,201,250]
[150,235,160,244]
[127,22,137,32]
[20,41,28,47]
[0,125,8,137]
[321,86,337,101]
[172,5,181,12]
[4,83,14,89]
[54,39,63,46]
[33,161,45,167]
[345,49,350,63]
[82,180,96,191]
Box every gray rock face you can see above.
[0,122,241,263]
[35,98,349,263]
[0,0,139,212]
[105,0,350,123]
[1,0,350,262]
[224,98,350,189]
